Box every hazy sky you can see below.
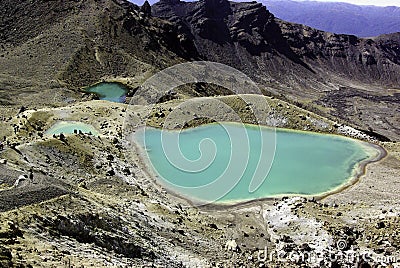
[293,0,400,7]
[131,0,400,6]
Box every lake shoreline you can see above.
[127,122,388,210]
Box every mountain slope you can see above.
[262,0,400,37]
[0,0,193,108]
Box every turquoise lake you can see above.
[86,82,128,103]
[135,123,381,204]
[45,121,99,136]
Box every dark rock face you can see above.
[152,0,304,63]
[140,1,152,17]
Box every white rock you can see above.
[225,240,238,251]
[14,175,27,187]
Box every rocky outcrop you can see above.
[153,0,309,69]
[140,1,152,17]
[40,213,152,259]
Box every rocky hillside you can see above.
[0,0,194,109]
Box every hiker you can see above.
[29,169,34,181]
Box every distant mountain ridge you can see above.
[263,0,400,37]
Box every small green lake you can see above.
[45,121,99,136]
[85,82,128,103]
[135,123,381,204]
